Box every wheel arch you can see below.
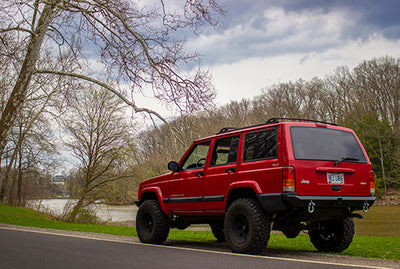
[137,187,168,215]
[225,181,262,210]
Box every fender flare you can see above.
[224,180,262,207]
[138,186,169,215]
[226,180,263,194]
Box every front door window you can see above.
[181,142,211,170]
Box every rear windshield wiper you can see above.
[334,156,359,166]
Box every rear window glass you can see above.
[290,127,366,162]
[243,129,277,162]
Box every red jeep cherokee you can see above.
[135,118,376,254]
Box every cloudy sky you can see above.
[184,0,400,107]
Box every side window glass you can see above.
[210,135,240,166]
[181,141,211,170]
[243,129,277,162]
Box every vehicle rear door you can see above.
[289,125,372,197]
[237,127,282,198]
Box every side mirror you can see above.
[167,161,180,172]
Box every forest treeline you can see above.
[136,56,400,196]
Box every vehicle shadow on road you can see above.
[164,239,398,269]
[164,239,318,258]
[165,240,228,252]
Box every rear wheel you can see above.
[309,217,354,252]
[136,200,170,244]
[224,198,271,254]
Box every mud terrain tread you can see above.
[309,217,354,252]
[224,198,271,254]
[136,200,170,245]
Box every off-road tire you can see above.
[136,200,170,244]
[210,223,225,242]
[224,198,271,254]
[309,217,354,252]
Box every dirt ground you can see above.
[375,189,400,206]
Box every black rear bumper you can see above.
[257,192,376,213]
[282,193,376,210]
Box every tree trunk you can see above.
[17,146,23,207]
[378,135,387,192]
[68,195,86,223]
[0,1,60,172]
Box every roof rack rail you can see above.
[217,127,238,134]
[266,118,337,126]
[217,118,336,135]
[216,122,270,134]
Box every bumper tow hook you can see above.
[308,200,316,213]
[363,201,370,213]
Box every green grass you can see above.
[0,203,137,236]
[1,203,399,260]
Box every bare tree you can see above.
[0,0,223,171]
[350,57,400,130]
[0,77,58,204]
[62,86,135,222]
[322,66,355,122]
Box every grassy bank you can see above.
[0,203,399,260]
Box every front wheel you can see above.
[224,198,271,254]
[136,200,170,244]
[309,217,354,252]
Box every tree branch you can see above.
[34,69,182,146]
[0,27,34,35]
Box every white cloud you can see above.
[189,7,359,64]
[133,34,400,118]
[261,7,349,40]
[209,35,400,106]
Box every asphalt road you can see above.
[0,226,395,269]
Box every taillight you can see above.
[283,166,295,192]
[369,170,375,196]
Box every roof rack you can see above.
[266,118,337,126]
[217,118,337,135]
[217,122,271,134]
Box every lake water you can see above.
[28,199,138,224]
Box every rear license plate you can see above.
[327,172,344,185]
